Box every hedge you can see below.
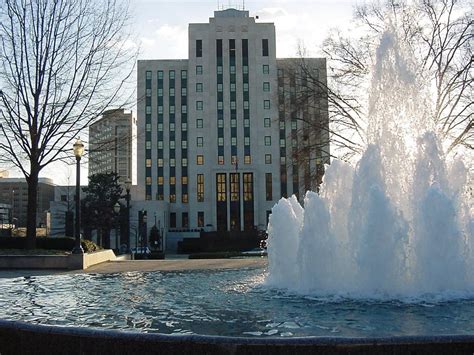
[0,237,101,253]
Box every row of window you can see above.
[194,38,269,58]
[146,65,272,81]
[169,211,205,229]
[194,99,271,111]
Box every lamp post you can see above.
[113,202,120,253]
[142,213,148,250]
[72,138,84,254]
[125,178,131,253]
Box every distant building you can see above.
[0,177,55,227]
[136,8,329,233]
[89,108,137,183]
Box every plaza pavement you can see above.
[0,256,267,278]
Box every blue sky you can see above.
[38,0,360,185]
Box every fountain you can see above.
[266,29,473,299]
[0,24,473,355]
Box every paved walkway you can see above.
[0,257,267,278]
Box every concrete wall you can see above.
[0,319,473,355]
[0,250,117,270]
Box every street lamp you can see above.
[72,138,85,254]
[125,178,131,253]
[113,202,120,253]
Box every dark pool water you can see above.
[0,267,473,337]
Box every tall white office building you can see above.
[137,8,329,233]
[89,108,137,184]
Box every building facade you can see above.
[89,109,137,183]
[0,177,55,227]
[137,8,329,232]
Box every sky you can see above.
[14,0,360,185]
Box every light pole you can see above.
[72,138,84,254]
[142,213,148,250]
[125,178,131,253]
[113,202,120,253]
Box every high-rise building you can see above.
[89,109,137,183]
[137,8,329,232]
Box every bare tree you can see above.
[293,0,471,171]
[0,0,137,248]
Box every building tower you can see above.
[137,8,329,232]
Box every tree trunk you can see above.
[25,168,39,250]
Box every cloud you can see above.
[139,24,188,59]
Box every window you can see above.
[158,88,163,96]
[170,194,176,203]
[231,137,237,145]
[243,101,249,109]
[230,66,236,74]
[182,193,188,203]
[280,156,286,165]
[217,83,223,92]
[146,88,151,97]
[243,65,248,74]
[265,154,272,164]
[182,212,189,228]
[157,71,163,79]
[280,139,286,147]
[196,119,203,128]
[231,119,236,127]
[181,140,187,149]
[170,158,176,167]
[158,141,163,149]
[264,117,271,127]
[230,101,236,110]
[196,83,203,92]
[146,71,152,80]
[170,176,176,185]
[244,137,250,146]
[170,88,175,96]
[263,82,270,92]
[181,122,187,131]
[158,176,164,185]
[244,155,251,164]
[244,119,250,127]
[169,70,175,79]
[169,105,175,114]
[218,101,223,110]
[158,123,163,131]
[158,159,163,167]
[196,39,202,57]
[262,39,269,56]
[146,123,151,131]
[197,137,203,147]
[197,155,204,165]
[146,177,152,185]
[146,159,152,167]
[196,101,203,110]
[197,174,204,202]
[181,88,187,96]
[181,70,187,79]
[146,141,151,149]
[243,83,249,92]
[170,122,175,131]
[264,100,270,109]
[217,66,223,74]
[158,106,163,114]
[265,136,271,146]
[197,211,204,227]
[263,65,269,74]
[230,83,236,92]
[196,65,203,75]
[170,213,176,228]
[146,106,151,114]
[182,158,188,166]
[218,137,224,146]
[218,155,224,165]
[217,119,224,128]
[279,121,285,129]
[266,173,272,201]
[182,176,188,184]
[291,121,297,130]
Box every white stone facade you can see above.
[137,9,329,232]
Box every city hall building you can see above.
[137,8,329,234]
